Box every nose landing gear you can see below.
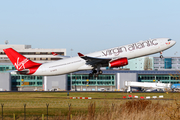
[160,55,163,59]
[160,51,163,59]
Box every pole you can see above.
[42,114,44,120]
[24,104,26,120]
[75,74,77,91]
[71,73,72,91]
[68,103,71,120]
[1,104,4,120]
[44,76,47,91]
[70,49,73,91]
[13,114,15,120]
[46,104,49,120]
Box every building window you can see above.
[164,58,172,69]
[29,82,35,85]
[37,76,42,80]
[37,82,42,85]
[40,52,48,55]
[51,58,61,60]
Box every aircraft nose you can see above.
[171,40,176,46]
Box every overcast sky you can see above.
[0,0,180,57]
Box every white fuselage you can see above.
[34,38,176,76]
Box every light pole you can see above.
[70,73,72,90]
[70,49,73,91]
[70,49,73,58]
[75,74,77,91]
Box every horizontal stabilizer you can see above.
[78,53,84,57]
[51,52,70,59]
[10,70,29,75]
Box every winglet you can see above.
[78,52,84,57]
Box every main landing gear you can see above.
[160,51,163,59]
[89,69,103,78]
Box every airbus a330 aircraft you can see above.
[3,38,176,77]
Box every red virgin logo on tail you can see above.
[14,57,29,70]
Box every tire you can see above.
[89,73,93,78]
[98,70,103,74]
[160,55,163,59]
[94,74,99,78]
[93,70,97,74]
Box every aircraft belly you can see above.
[150,46,160,52]
[33,61,84,76]
[128,51,136,58]
[135,49,150,57]
[78,64,93,71]
[127,46,161,59]
[64,62,83,73]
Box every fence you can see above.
[0,103,74,120]
[0,99,112,120]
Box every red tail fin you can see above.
[3,48,41,71]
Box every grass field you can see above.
[0,92,179,120]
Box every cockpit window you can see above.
[168,39,172,41]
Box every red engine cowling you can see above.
[109,57,128,67]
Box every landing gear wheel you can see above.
[94,74,99,78]
[160,55,163,59]
[93,70,97,74]
[98,70,103,74]
[89,73,93,78]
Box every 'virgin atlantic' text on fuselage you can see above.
[102,39,158,56]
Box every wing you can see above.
[78,53,112,66]
[4,69,29,75]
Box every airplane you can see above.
[125,81,171,92]
[3,38,176,77]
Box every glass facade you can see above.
[68,74,115,88]
[0,65,16,71]
[1,64,180,91]
[11,75,43,87]
[154,57,180,70]
[138,74,180,84]
[164,58,172,69]
[123,57,154,70]
[0,65,43,89]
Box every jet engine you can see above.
[109,57,128,67]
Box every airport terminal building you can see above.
[0,44,180,91]
[0,44,66,91]
[1,69,180,91]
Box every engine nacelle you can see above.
[109,57,128,67]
